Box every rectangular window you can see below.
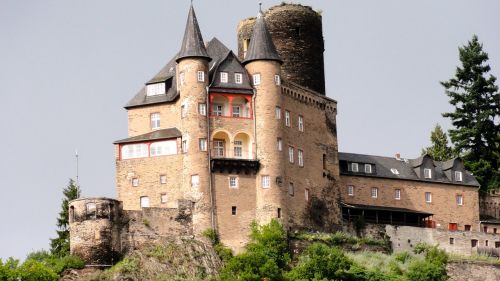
[191,175,200,188]
[150,112,160,130]
[214,140,225,157]
[464,225,471,231]
[305,188,310,202]
[275,106,281,119]
[277,138,282,151]
[213,104,223,116]
[262,175,270,189]
[351,162,359,172]
[198,103,207,116]
[298,115,304,132]
[160,193,167,203]
[364,164,372,174]
[199,138,207,151]
[483,226,488,233]
[449,223,458,231]
[425,192,432,203]
[288,182,294,196]
[456,194,463,205]
[371,187,378,198]
[288,146,294,163]
[285,110,291,127]
[140,196,150,208]
[121,143,148,159]
[235,73,243,84]
[197,71,205,82]
[160,175,167,184]
[449,237,454,245]
[424,168,432,179]
[471,239,478,247]
[181,105,186,118]
[274,74,281,85]
[132,178,139,187]
[234,140,243,158]
[277,208,282,218]
[485,240,489,247]
[231,206,237,215]
[253,73,261,85]
[298,149,304,167]
[347,185,354,196]
[455,171,463,182]
[146,83,165,96]
[182,140,188,153]
[395,189,401,200]
[229,176,238,188]
[220,72,228,83]
[232,106,241,117]
[179,72,185,85]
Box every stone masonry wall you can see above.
[127,101,181,138]
[447,261,500,281]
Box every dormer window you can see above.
[146,83,165,96]
[455,171,463,182]
[350,162,359,172]
[424,168,432,179]
[220,72,228,83]
[391,168,399,175]
[235,73,243,84]
[364,164,372,174]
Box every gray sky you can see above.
[0,0,498,260]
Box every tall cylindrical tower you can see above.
[176,5,212,235]
[238,4,325,95]
[243,9,286,225]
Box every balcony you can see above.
[211,158,260,174]
[210,130,259,174]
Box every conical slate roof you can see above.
[243,9,282,65]
[176,5,210,62]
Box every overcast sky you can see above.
[0,0,499,260]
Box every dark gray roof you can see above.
[206,37,231,72]
[210,51,253,94]
[176,5,210,62]
[339,152,480,187]
[124,75,178,109]
[242,11,282,65]
[341,202,433,216]
[114,128,182,144]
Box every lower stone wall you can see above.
[385,225,500,256]
[447,261,500,281]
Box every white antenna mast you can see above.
[75,149,79,186]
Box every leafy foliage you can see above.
[441,35,500,190]
[50,179,81,257]
[422,124,455,161]
[25,250,84,275]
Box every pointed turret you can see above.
[176,5,211,62]
[243,7,282,65]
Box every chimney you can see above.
[395,153,401,160]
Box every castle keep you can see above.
[69,3,494,265]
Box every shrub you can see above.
[394,251,412,263]
[109,257,140,274]
[25,250,84,275]
[202,228,220,245]
[406,260,447,281]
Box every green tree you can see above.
[50,179,81,257]
[441,35,500,190]
[422,124,454,161]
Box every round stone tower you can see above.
[238,4,325,95]
[243,8,286,225]
[176,5,212,235]
[69,198,122,265]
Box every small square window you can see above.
[132,178,139,187]
[347,185,354,196]
[160,175,167,184]
[288,182,294,196]
[351,163,359,172]
[285,110,291,127]
[364,164,372,174]
[253,73,261,85]
[235,73,243,84]
[220,72,228,83]
[199,138,207,151]
[197,71,205,82]
[298,115,304,132]
[198,103,207,116]
[140,196,150,208]
[274,74,281,86]
[455,171,463,182]
[424,168,432,179]
[277,138,282,151]
[371,187,378,198]
[275,106,281,119]
[425,192,432,203]
[395,189,401,200]
[232,106,240,117]
[191,175,200,188]
[229,176,238,188]
[160,193,168,203]
[288,147,294,163]
[464,225,471,231]
[262,175,270,189]
[213,104,223,116]
[231,206,237,215]
[456,194,463,205]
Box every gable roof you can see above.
[210,51,253,94]
[338,152,480,187]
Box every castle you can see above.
[69,3,497,265]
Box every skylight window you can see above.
[390,168,399,175]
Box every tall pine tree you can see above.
[422,124,454,161]
[50,179,81,257]
[441,35,500,190]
